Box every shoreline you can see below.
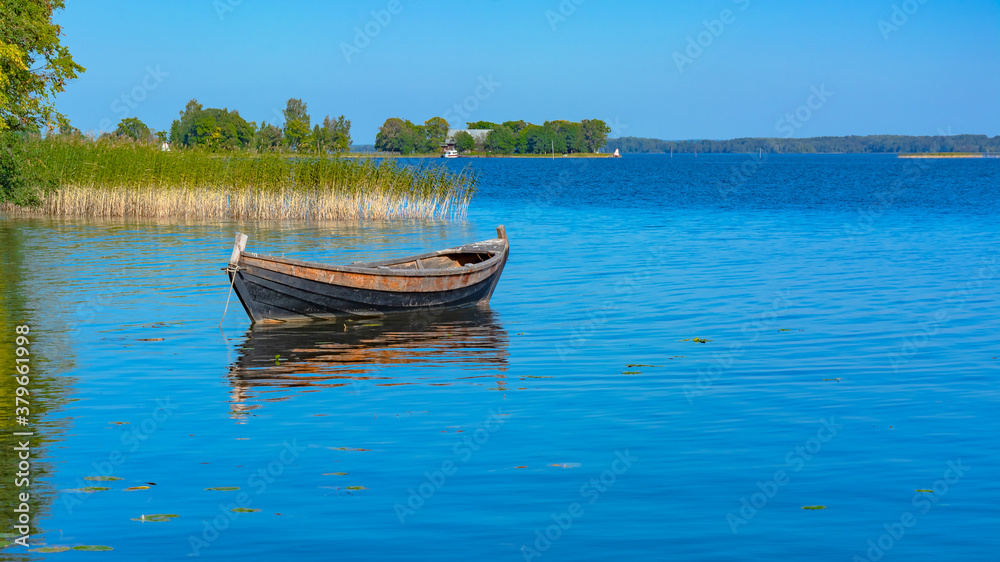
[898,153,986,159]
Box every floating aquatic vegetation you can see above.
[205,487,240,491]
[801,505,826,510]
[110,421,129,425]
[70,487,110,493]
[523,375,553,379]
[514,466,527,469]
[915,489,933,493]
[124,486,150,491]
[821,378,842,382]
[73,545,114,551]
[680,338,712,343]
[30,546,71,553]
[323,472,348,476]
[131,514,179,522]
[344,486,367,491]
[330,447,370,451]
[549,463,581,468]
[84,476,123,482]
[136,338,164,342]
[622,371,641,375]
[231,508,260,513]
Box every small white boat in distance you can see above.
[441,149,459,159]
[611,148,621,158]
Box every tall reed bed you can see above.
[3,137,476,220]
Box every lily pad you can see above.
[801,505,826,510]
[124,486,150,491]
[30,546,71,553]
[73,545,114,551]
[84,476,123,482]
[915,489,933,493]
[0,539,11,549]
[231,507,260,513]
[344,486,367,491]
[205,487,240,491]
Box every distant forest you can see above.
[605,135,1000,154]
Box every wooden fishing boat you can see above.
[224,226,509,324]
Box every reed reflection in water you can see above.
[227,307,509,415]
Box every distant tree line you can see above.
[374,116,450,154]
[166,98,351,153]
[374,117,611,154]
[606,135,1000,154]
[478,119,610,155]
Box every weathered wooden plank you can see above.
[229,233,248,266]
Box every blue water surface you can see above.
[2,153,998,561]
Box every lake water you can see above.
[1,154,998,561]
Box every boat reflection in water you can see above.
[227,307,509,417]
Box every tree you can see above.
[114,117,150,142]
[581,119,611,152]
[169,101,253,150]
[485,125,516,154]
[1,131,56,206]
[502,120,527,134]
[375,117,422,153]
[454,130,475,153]
[58,119,80,137]
[282,98,311,151]
[255,121,283,152]
[0,0,85,131]
[320,114,351,153]
[424,116,449,150]
[466,120,497,130]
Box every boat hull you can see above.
[226,228,508,324]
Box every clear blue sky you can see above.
[54,0,1000,143]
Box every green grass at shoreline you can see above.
[4,137,476,220]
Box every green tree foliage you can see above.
[454,130,475,153]
[466,120,498,130]
[255,122,283,152]
[282,98,311,151]
[316,114,351,153]
[57,119,80,137]
[0,0,85,131]
[424,116,449,151]
[375,116,449,154]
[502,120,527,134]
[485,125,516,154]
[114,117,150,142]
[581,119,612,152]
[169,100,253,151]
[0,130,56,205]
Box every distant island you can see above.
[606,135,1000,155]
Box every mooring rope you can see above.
[220,263,241,327]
